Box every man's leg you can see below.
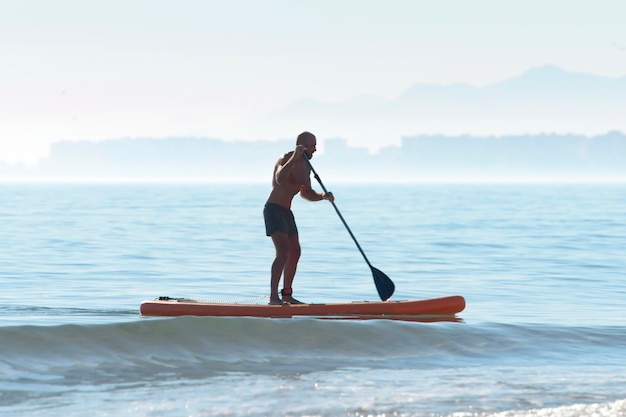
[269,232,290,305]
[281,233,302,303]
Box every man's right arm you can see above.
[275,148,302,184]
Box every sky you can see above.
[1,0,625,165]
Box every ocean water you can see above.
[0,182,625,417]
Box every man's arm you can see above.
[300,178,325,201]
[275,148,301,185]
[300,174,334,202]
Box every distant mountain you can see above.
[232,65,626,150]
[2,65,625,182]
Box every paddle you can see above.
[304,155,395,301]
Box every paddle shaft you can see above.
[303,154,395,301]
[304,155,373,268]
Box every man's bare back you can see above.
[266,149,314,209]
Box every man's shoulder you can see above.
[277,151,294,165]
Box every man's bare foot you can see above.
[268,296,282,305]
[280,288,303,304]
[282,296,304,305]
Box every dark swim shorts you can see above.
[264,203,298,236]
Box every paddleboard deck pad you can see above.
[139,295,465,319]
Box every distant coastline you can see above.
[2,132,625,183]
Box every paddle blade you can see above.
[371,266,395,301]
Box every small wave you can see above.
[1,319,624,380]
[0,304,137,326]
[2,304,137,317]
[1,318,625,416]
[455,398,626,417]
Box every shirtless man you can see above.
[263,131,335,305]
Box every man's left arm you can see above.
[300,176,334,202]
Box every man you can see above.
[263,131,334,305]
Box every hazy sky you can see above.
[2,0,625,164]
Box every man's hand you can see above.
[323,192,335,203]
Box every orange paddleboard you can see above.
[139,295,465,319]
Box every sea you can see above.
[0,182,625,417]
